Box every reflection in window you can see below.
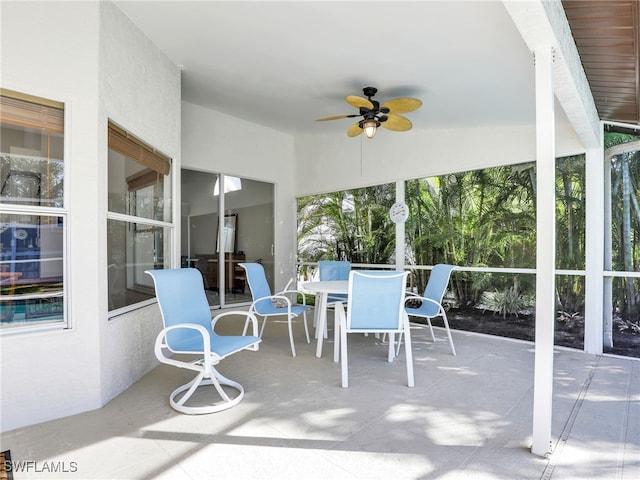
[0,214,65,327]
[0,89,66,330]
[0,90,64,208]
[107,220,170,310]
[213,176,242,195]
[107,121,172,313]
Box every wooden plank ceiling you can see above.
[562,0,640,127]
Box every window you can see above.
[107,121,172,313]
[181,169,274,308]
[0,89,66,331]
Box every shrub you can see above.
[481,288,525,319]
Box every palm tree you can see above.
[555,155,586,314]
[297,184,396,269]
[404,164,537,307]
[606,133,640,324]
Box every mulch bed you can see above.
[410,306,640,359]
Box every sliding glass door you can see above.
[181,169,274,307]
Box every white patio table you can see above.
[300,280,348,358]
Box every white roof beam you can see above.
[503,0,601,150]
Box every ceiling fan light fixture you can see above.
[317,87,422,138]
[362,119,379,138]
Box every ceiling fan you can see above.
[316,87,422,138]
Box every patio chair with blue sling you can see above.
[399,264,456,356]
[315,260,351,337]
[145,268,261,414]
[318,260,351,302]
[333,270,413,388]
[239,262,311,357]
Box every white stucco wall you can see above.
[1,1,103,432]
[0,1,180,432]
[179,101,589,289]
[293,121,584,196]
[181,101,297,289]
[98,1,181,406]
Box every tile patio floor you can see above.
[1,315,638,479]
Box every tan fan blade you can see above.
[381,97,422,114]
[345,95,374,110]
[381,114,412,132]
[316,114,353,121]
[347,121,363,137]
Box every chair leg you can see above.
[173,371,206,410]
[441,311,456,356]
[340,321,349,388]
[259,317,268,337]
[333,303,347,363]
[242,316,250,336]
[426,318,436,342]
[403,315,415,387]
[387,333,395,362]
[313,294,329,340]
[324,308,329,338]
[333,315,340,363]
[395,332,403,357]
[302,311,310,344]
[312,303,319,337]
[287,315,297,357]
[212,369,244,398]
[169,368,245,414]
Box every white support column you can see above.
[584,146,604,354]
[218,174,226,304]
[396,180,406,272]
[532,46,556,457]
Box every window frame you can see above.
[0,89,68,335]
[107,121,174,318]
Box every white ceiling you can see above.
[114,1,541,137]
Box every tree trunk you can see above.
[562,168,574,263]
[621,154,636,316]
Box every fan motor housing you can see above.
[363,86,377,97]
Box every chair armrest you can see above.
[252,293,291,307]
[155,323,215,370]
[276,288,309,306]
[211,310,260,338]
[254,293,300,312]
[276,289,300,295]
[404,295,441,311]
[419,297,441,308]
[270,294,292,308]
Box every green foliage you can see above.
[297,292,315,306]
[297,134,640,324]
[557,311,584,330]
[606,132,640,320]
[405,165,537,305]
[481,287,526,319]
[618,319,640,335]
[555,155,586,270]
[297,184,395,265]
